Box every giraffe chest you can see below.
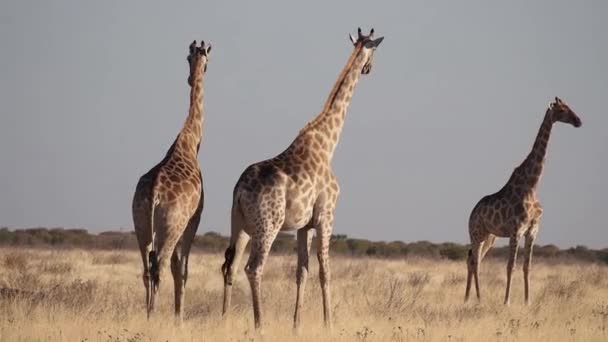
[281,173,339,230]
[282,193,316,230]
[499,201,540,237]
[280,173,319,230]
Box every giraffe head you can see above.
[187,40,211,86]
[549,97,582,128]
[349,27,384,74]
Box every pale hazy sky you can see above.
[1,1,606,248]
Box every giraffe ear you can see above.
[189,40,197,54]
[349,33,357,45]
[206,44,212,54]
[365,36,384,48]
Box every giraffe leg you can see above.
[316,219,334,328]
[170,243,184,321]
[148,250,160,316]
[222,202,250,316]
[466,241,484,302]
[151,207,191,316]
[245,226,280,329]
[133,198,155,318]
[523,225,538,305]
[171,198,204,323]
[136,241,154,318]
[468,235,495,303]
[222,229,250,316]
[293,228,313,332]
[171,198,202,322]
[139,249,153,318]
[480,234,496,261]
[504,235,521,305]
[465,249,473,302]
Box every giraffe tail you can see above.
[222,188,243,277]
[148,250,159,286]
[148,195,160,289]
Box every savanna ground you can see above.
[1,248,607,341]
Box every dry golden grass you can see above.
[1,248,607,341]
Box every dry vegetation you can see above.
[1,248,607,341]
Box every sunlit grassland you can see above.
[1,248,607,341]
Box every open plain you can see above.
[1,248,607,341]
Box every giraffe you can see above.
[465,97,582,305]
[220,28,384,330]
[131,40,211,320]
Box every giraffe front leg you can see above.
[523,224,538,305]
[316,218,334,329]
[504,235,521,305]
[293,228,313,332]
[480,235,496,261]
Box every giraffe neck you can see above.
[175,67,205,158]
[296,45,368,160]
[512,109,554,190]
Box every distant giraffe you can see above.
[221,28,384,330]
[132,40,211,320]
[466,97,582,305]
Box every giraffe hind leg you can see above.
[147,250,159,315]
[171,198,203,322]
[222,230,250,316]
[244,221,281,330]
[465,241,484,302]
[465,249,473,302]
[132,200,156,318]
[150,207,191,316]
[472,245,482,300]
[222,203,251,316]
[465,234,495,303]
